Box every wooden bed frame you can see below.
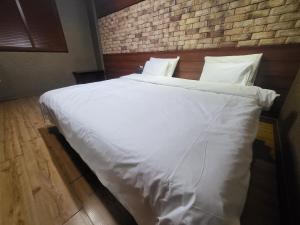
[103,44,300,225]
[103,44,300,118]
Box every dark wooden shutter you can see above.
[19,0,67,51]
[0,0,32,49]
[0,0,67,52]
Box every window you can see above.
[0,0,67,52]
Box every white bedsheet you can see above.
[40,74,278,225]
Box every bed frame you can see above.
[103,44,300,225]
[103,44,300,118]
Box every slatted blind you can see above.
[0,0,32,48]
[0,0,67,52]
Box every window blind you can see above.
[0,0,67,52]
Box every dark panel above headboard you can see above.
[103,44,300,118]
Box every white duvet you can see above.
[40,74,278,225]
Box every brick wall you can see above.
[98,0,300,54]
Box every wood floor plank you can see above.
[7,100,39,143]
[39,128,123,225]
[19,97,50,129]
[0,158,40,225]
[21,138,81,225]
[64,210,93,225]
[0,103,5,163]
[3,102,23,161]
[83,194,120,225]
[71,177,94,203]
[0,102,4,141]
[0,142,4,164]
[39,128,82,183]
[2,99,42,163]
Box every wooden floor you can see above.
[0,97,279,225]
[0,97,125,225]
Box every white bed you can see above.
[40,74,278,225]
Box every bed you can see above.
[40,73,277,225]
[102,44,300,225]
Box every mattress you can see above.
[40,74,278,225]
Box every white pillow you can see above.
[200,61,253,85]
[150,57,180,77]
[200,54,263,85]
[142,60,170,76]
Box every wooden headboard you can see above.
[103,44,300,118]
